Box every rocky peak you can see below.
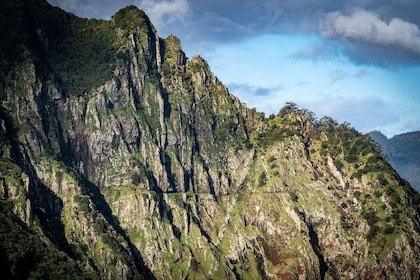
[112,5,153,32]
[163,34,186,67]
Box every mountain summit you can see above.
[1,1,420,279]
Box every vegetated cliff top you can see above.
[0,0,160,96]
[370,130,420,192]
[1,0,420,279]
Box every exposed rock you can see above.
[0,1,420,279]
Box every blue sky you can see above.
[47,0,420,137]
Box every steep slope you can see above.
[1,0,420,279]
[369,131,420,192]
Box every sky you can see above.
[47,0,420,137]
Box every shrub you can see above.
[367,224,379,240]
[362,209,379,226]
[377,174,389,186]
[334,159,344,171]
[385,186,395,196]
[290,191,298,202]
[75,196,90,212]
[345,146,358,163]
[384,226,394,234]
[131,172,143,185]
[345,154,358,163]
[268,156,276,163]
[258,171,267,187]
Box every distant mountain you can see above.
[1,0,420,279]
[369,131,420,193]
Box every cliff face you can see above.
[1,1,420,279]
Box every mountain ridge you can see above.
[369,130,420,193]
[1,1,420,279]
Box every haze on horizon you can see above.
[48,0,420,137]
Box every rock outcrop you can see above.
[1,0,420,279]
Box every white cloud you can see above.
[136,0,190,29]
[320,8,420,54]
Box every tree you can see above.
[278,102,299,117]
[317,116,338,132]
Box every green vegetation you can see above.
[1,1,420,278]
[131,172,143,185]
[111,5,150,31]
[258,171,267,187]
[47,17,117,94]
[0,201,93,279]
[255,122,295,149]
[0,2,158,97]
[74,195,90,212]
[334,159,344,171]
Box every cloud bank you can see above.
[321,8,420,55]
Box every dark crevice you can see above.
[202,161,216,197]
[125,58,142,112]
[160,87,172,120]
[307,221,328,279]
[29,177,74,256]
[183,168,191,193]
[252,239,268,279]
[182,195,213,246]
[295,209,328,279]
[79,177,156,279]
[190,124,217,199]
[226,261,241,280]
[160,148,176,192]
[191,214,212,244]
[147,170,181,240]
